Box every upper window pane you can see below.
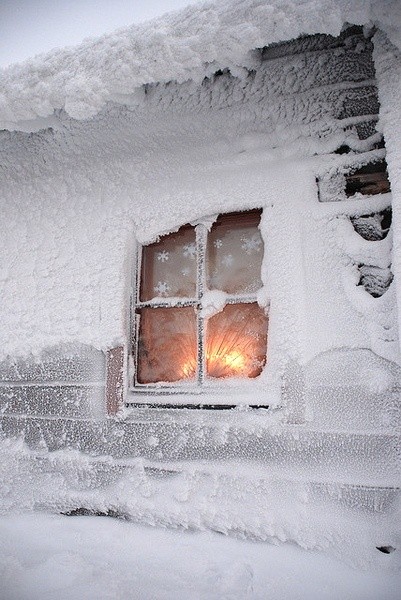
[206,210,263,294]
[140,225,196,301]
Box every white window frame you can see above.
[129,209,270,407]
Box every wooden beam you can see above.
[106,346,124,416]
[345,161,391,197]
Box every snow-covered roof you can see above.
[0,0,400,131]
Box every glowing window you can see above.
[133,210,268,387]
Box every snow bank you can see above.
[0,435,400,572]
[0,513,400,600]
[1,0,401,130]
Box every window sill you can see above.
[120,401,285,429]
[126,384,281,410]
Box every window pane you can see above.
[206,303,267,379]
[137,307,197,383]
[140,225,196,301]
[206,210,263,294]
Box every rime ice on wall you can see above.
[0,344,106,420]
[0,9,400,562]
[374,32,401,356]
[0,25,399,418]
[1,26,398,367]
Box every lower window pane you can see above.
[206,303,268,379]
[137,306,197,383]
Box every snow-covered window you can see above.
[132,210,268,390]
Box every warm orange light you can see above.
[181,349,248,379]
[181,359,196,378]
[206,347,249,378]
[208,349,247,372]
[179,308,267,381]
[139,303,267,384]
[223,351,246,370]
[206,303,267,379]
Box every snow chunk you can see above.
[201,290,227,318]
[360,366,394,394]
[336,215,392,270]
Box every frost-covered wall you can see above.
[0,26,398,366]
[374,32,401,352]
[0,22,399,435]
[0,10,400,561]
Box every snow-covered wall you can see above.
[0,23,399,441]
[0,26,398,370]
[374,32,401,356]
[1,6,400,561]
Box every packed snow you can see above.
[0,512,400,600]
[1,434,399,572]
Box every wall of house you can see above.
[0,28,400,552]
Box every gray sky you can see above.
[0,0,201,67]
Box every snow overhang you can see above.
[0,0,401,132]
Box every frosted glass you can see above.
[206,303,267,379]
[207,210,263,294]
[140,225,197,301]
[137,306,197,383]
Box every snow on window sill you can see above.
[126,382,282,410]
